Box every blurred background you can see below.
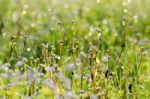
[0,0,150,98]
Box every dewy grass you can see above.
[0,0,149,98]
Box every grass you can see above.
[0,0,150,98]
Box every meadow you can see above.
[0,0,150,98]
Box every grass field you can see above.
[0,0,150,98]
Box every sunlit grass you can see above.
[0,0,150,98]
